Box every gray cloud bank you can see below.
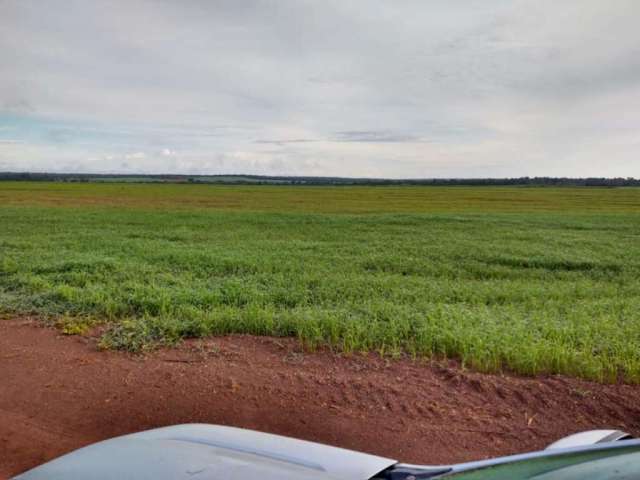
[1,0,639,177]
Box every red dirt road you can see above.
[1,318,639,479]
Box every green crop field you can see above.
[1,182,640,382]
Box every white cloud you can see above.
[124,152,146,160]
[0,0,639,177]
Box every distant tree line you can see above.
[1,172,639,187]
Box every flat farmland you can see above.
[1,182,639,382]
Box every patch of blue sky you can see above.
[0,112,247,154]
[0,112,136,149]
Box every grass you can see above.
[1,182,639,382]
[2,181,640,212]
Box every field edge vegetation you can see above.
[1,184,639,383]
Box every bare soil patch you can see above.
[1,318,639,479]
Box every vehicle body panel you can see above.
[12,424,396,480]
[12,424,640,480]
[545,430,632,450]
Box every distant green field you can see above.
[1,182,639,382]
[2,181,640,213]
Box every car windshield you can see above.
[440,442,640,480]
[534,452,640,480]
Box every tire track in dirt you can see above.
[1,318,639,478]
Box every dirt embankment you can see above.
[1,318,639,479]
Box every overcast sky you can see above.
[1,0,639,178]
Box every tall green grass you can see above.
[1,184,639,382]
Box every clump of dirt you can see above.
[1,318,639,479]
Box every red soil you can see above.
[1,318,639,479]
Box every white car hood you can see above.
[13,424,397,480]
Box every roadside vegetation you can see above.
[1,182,639,382]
